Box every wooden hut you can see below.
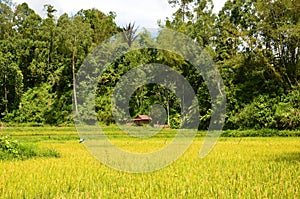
[133,115,152,126]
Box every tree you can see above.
[167,0,194,23]
[57,13,93,114]
[42,4,57,76]
[13,3,45,89]
[0,1,23,116]
[255,0,300,88]
[0,50,23,116]
[0,0,14,40]
[76,9,118,44]
[122,22,138,47]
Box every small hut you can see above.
[133,115,152,126]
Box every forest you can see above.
[0,0,299,130]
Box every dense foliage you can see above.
[0,0,299,130]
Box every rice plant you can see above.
[0,128,299,198]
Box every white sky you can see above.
[13,0,226,28]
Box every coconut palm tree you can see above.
[122,22,138,47]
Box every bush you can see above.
[228,95,278,129]
[3,83,73,126]
[3,83,54,124]
[274,87,300,130]
[221,129,300,137]
[227,86,300,130]
[0,136,60,161]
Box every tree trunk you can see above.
[4,74,8,112]
[72,47,78,114]
[166,92,170,126]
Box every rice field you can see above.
[0,127,299,198]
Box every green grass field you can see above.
[0,127,299,198]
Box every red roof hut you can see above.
[133,115,152,126]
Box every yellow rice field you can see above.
[0,127,299,198]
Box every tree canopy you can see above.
[0,0,299,129]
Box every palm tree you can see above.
[122,22,138,47]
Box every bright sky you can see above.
[13,0,226,28]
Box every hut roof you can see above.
[133,115,152,121]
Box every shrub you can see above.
[0,136,60,161]
[228,95,278,129]
[274,86,300,130]
[227,86,300,130]
[221,129,300,137]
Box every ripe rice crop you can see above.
[0,127,299,198]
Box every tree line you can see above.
[0,0,299,129]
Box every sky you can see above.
[13,0,227,28]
